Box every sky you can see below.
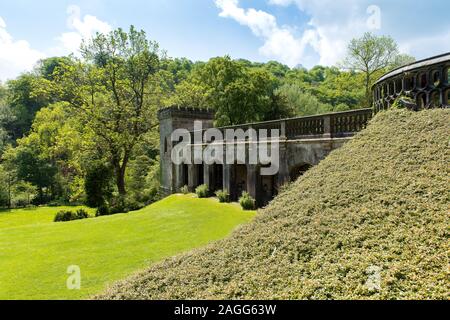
[0,0,449,81]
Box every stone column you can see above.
[223,164,232,195]
[204,164,212,194]
[246,164,257,200]
[277,140,290,188]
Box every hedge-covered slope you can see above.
[98,109,450,300]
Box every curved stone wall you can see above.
[372,53,450,112]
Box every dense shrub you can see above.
[98,109,450,300]
[180,185,189,194]
[239,191,255,210]
[85,163,113,208]
[54,209,89,222]
[215,190,229,203]
[195,184,209,198]
[96,204,111,217]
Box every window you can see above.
[418,73,427,89]
[417,93,427,109]
[430,91,440,107]
[404,75,414,91]
[446,67,450,84]
[164,137,168,153]
[431,70,440,87]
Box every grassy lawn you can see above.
[0,195,255,300]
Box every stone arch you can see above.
[417,72,427,89]
[430,90,441,108]
[431,69,441,87]
[289,163,313,183]
[445,89,450,106]
[404,74,414,91]
[416,92,427,109]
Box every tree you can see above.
[50,26,163,196]
[172,56,285,126]
[342,32,399,105]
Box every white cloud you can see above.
[0,17,46,82]
[56,5,112,55]
[215,0,370,68]
[0,6,112,81]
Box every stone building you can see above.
[158,106,372,207]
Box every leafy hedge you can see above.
[98,109,450,300]
[54,209,89,222]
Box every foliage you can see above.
[215,189,230,203]
[239,191,256,210]
[342,32,401,105]
[180,185,189,194]
[195,184,209,198]
[99,109,449,300]
[54,209,89,222]
[84,162,114,208]
[46,26,163,196]
[170,56,291,126]
[0,195,255,299]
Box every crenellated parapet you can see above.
[372,53,450,112]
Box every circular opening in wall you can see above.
[430,91,440,107]
[431,70,441,87]
[417,72,427,89]
[417,93,427,109]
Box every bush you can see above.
[75,209,89,219]
[96,204,111,217]
[195,184,209,198]
[85,163,113,208]
[54,209,89,222]
[239,191,255,210]
[180,185,189,194]
[215,190,230,203]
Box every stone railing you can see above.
[372,52,450,112]
[188,108,373,142]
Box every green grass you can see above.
[0,195,255,300]
[98,109,449,300]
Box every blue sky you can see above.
[0,0,449,81]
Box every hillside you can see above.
[98,109,450,300]
[0,195,255,299]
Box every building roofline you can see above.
[373,52,450,87]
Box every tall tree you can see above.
[342,32,399,105]
[49,26,162,196]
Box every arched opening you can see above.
[395,78,402,94]
[431,70,441,87]
[231,164,247,201]
[181,164,189,187]
[417,93,427,110]
[445,89,450,106]
[430,91,441,108]
[289,164,312,183]
[389,81,395,96]
[418,72,427,89]
[446,67,450,84]
[404,75,414,91]
[210,164,223,192]
[259,166,277,207]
